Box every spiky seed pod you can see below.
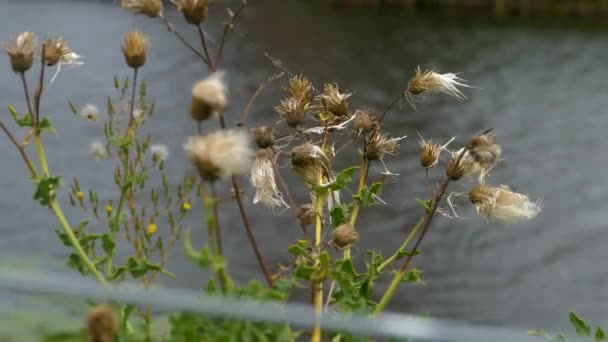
[275,97,310,128]
[184,129,253,182]
[171,0,209,25]
[121,31,149,69]
[191,73,227,121]
[285,75,313,103]
[469,184,540,223]
[446,149,478,181]
[290,143,330,185]
[86,305,116,342]
[5,32,36,73]
[352,110,377,134]
[250,126,275,149]
[122,0,163,17]
[296,204,317,227]
[407,66,470,100]
[366,133,405,161]
[250,148,288,209]
[42,37,72,66]
[419,139,442,168]
[331,224,359,249]
[317,83,351,118]
[465,129,502,170]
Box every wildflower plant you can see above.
[0,1,545,341]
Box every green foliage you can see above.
[531,312,607,342]
[314,166,359,196]
[354,182,383,206]
[33,176,61,205]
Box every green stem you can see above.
[51,200,107,285]
[311,177,325,342]
[34,136,49,176]
[201,181,230,293]
[344,152,367,259]
[377,216,426,273]
[374,265,404,314]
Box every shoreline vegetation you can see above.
[319,0,608,17]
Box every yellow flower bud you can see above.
[146,223,157,235]
[182,202,191,212]
[76,191,85,200]
[105,205,113,215]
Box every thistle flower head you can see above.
[465,129,502,170]
[250,148,288,209]
[191,72,227,121]
[407,66,470,100]
[418,133,453,169]
[352,109,378,134]
[150,144,169,162]
[331,224,359,249]
[5,32,36,73]
[89,141,107,160]
[250,126,275,149]
[171,0,209,25]
[317,83,351,118]
[122,0,163,17]
[79,104,99,121]
[285,74,312,103]
[290,143,330,185]
[469,184,541,223]
[446,148,480,181]
[275,97,311,128]
[86,305,116,342]
[184,129,253,182]
[367,133,406,161]
[42,36,72,66]
[296,203,317,228]
[121,31,149,69]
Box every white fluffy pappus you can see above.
[79,104,99,120]
[250,149,288,209]
[150,144,169,161]
[469,185,541,223]
[192,71,227,113]
[89,140,107,159]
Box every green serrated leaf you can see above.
[287,240,309,257]
[102,234,115,255]
[33,176,62,205]
[38,117,56,134]
[108,266,127,281]
[354,182,383,206]
[54,229,72,247]
[329,205,349,225]
[295,264,315,280]
[569,312,591,338]
[403,268,422,283]
[596,327,606,342]
[10,108,32,127]
[415,198,432,211]
[109,135,132,148]
[313,166,358,195]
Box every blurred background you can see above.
[1,0,607,336]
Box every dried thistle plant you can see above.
[122,0,163,17]
[42,36,72,66]
[4,31,36,73]
[171,0,209,25]
[121,31,149,69]
[191,73,227,121]
[469,184,541,223]
[316,83,351,119]
[290,143,330,185]
[406,66,470,106]
[251,148,288,209]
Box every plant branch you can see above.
[160,16,209,63]
[0,120,37,177]
[197,24,214,71]
[238,72,284,126]
[19,72,35,127]
[378,92,405,123]
[210,182,224,256]
[201,181,229,293]
[33,44,46,128]
[344,154,367,259]
[377,215,425,273]
[215,0,247,68]
[311,179,325,342]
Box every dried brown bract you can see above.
[352,109,377,134]
[86,305,116,342]
[465,129,502,170]
[285,74,312,103]
[250,126,275,149]
[121,31,149,69]
[367,133,405,161]
[291,143,330,185]
[407,66,470,101]
[276,97,311,128]
[122,0,163,17]
[317,83,351,118]
[171,0,209,25]
[42,36,72,66]
[5,32,36,73]
[331,224,359,249]
[296,204,317,228]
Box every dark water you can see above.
[1,0,607,333]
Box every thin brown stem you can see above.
[197,24,214,71]
[378,92,405,123]
[33,44,46,128]
[238,72,284,126]
[215,0,247,68]
[0,120,37,177]
[160,16,208,63]
[127,67,139,129]
[231,175,274,287]
[19,72,35,126]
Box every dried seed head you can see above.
[89,141,107,160]
[469,184,540,223]
[171,0,209,25]
[122,0,163,17]
[446,149,478,181]
[250,126,275,149]
[419,139,442,168]
[121,31,149,69]
[465,129,502,170]
[86,305,116,342]
[285,74,312,103]
[407,66,470,100]
[184,129,253,182]
[331,224,359,249]
[317,83,351,118]
[290,143,329,185]
[296,204,317,227]
[191,73,227,121]
[42,36,72,66]
[352,109,377,134]
[367,133,405,161]
[251,148,288,209]
[150,144,169,162]
[275,97,310,128]
[5,32,36,73]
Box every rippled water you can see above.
[1,0,607,332]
